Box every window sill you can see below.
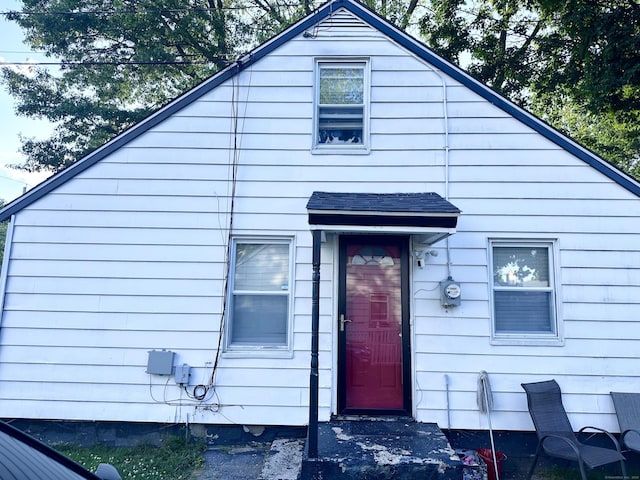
[222,347,294,359]
[490,336,564,347]
[312,145,370,155]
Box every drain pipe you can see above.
[434,66,453,278]
[444,374,451,430]
[422,62,453,275]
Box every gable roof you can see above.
[1,0,639,222]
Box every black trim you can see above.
[309,212,457,228]
[338,240,348,413]
[308,229,322,458]
[337,235,411,416]
[2,0,638,223]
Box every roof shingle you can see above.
[306,192,460,214]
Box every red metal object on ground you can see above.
[476,448,506,480]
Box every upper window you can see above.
[490,241,559,341]
[226,239,293,353]
[314,60,368,150]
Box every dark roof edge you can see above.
[2,0,638,221]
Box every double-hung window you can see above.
[490,241,559,341]
[314,60,368,150]
[226,238,292,352]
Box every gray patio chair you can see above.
[611,392,640,453]
[522,380,627,480]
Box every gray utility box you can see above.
[146,350,175,375]
[174,364,191,385]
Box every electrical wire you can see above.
[0,60,224,66]
[139,58,251,413]
[0,4,305,16]
[162,58,251,409]
[206,60,247,387]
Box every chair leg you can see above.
[527,444,543,480]
[620,459,628,480]
[577,459,588,480]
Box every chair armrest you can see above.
[621,428,640,446]
[540,433,582,458]
[578,426,623,452]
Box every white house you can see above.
[1,0,639,437]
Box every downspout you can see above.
[419,62,453,267]
[307,229,322,458]
[416,63,453,423]
[431,66,453,277]
[0,216,16,332]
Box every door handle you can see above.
[339,314,352,332]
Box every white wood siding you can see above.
[1,8,639,431]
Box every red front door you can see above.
[339,236,410,414]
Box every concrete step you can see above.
[301,419,463,479]
[260,438,306,480]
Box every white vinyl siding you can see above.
[226,239,293,353]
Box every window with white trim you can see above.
[314,60,368,149]
[226,239,292,351]
[490,241,558,338]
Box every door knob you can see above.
[339,314,352,331]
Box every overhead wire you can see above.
[0,4,305,16]
[0,60,225,66]
[0,6,269,68]
[174,58,252,412]
[206,60,250,390]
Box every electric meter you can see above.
[440,277,462,307]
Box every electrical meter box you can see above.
[146,349,175,375]
[440,277,462,307]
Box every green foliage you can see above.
[419,0,640,178]
[539,464,640,480]
[531,92,640,179]
[3,0,243,172]
[3,67,150,172]
[56,438,205,480]
[534,0,640,115]
[419,0,547,103]
[419,0,640,114]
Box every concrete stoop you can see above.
[301,419,462,480]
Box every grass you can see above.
[536,465,640,480]
[56,438,206,480]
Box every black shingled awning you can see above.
[306,192,460,243]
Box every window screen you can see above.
[316,62,366,147]
[228,241,290,347]
[491,243,556,335]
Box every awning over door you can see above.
[306,191,460,244]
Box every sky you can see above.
[0,1,54,203]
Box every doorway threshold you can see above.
[331,414,414,422]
